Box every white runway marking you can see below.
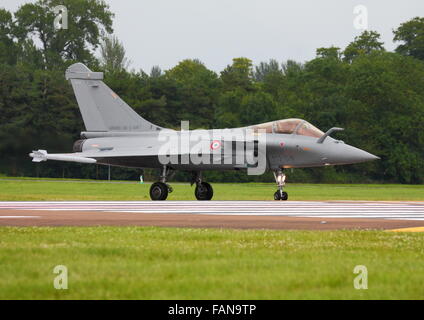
[0,216,40,219]
[0,201,423,221]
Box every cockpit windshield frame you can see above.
[249,118,324,138]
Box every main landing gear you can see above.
[192,171,213,201]
[149,166,173,201]
[273,169,288,201]
[149,167,213,201]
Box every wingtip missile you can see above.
[29,150,96,164]
[29,150,48,162]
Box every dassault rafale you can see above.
[30,63,379,201]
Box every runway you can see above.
[0,201,423,230]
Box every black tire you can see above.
[195,182,213,200]
[274,190,288,201]
[150,182,168,201]
[274,191,281,200]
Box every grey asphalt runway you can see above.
[0,201,423,230]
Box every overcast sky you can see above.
[2,0,424,72]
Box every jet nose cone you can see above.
[344,145,380,164]
[368,153,380,161]
[325,144,380,165]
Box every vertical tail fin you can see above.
[65,63,161,132]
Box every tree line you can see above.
[0,0,423,184]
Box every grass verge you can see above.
[0,227,423,299]
[0,179,423,201]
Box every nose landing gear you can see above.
[195,182,213,200]
[192,171,213,201]
[273,169,288,201]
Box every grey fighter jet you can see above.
[29,63,379,201]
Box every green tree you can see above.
[165,59,221,128]
[150,65,162,78]
[215,89,244,128]
[221,57,254,91]
[346,52,424,183]
[253,59,281,82]
[14,0,114,68]
[343,30,385,63]
[99,34,130,73]
[0,9,18,65]
[294,50,350,131]
[240,92,278,125]
[281,60,304,77]
[0,64,83,176]
[393,17,424,60]
[316,46,341,60]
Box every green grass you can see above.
[0,179,422,299]
[0,227,423,299]
[0,178,422,201]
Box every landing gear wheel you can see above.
[274,191,281,200]
[195,182,213,200]
[274,190,288,201]
[150,182,169,201]
[273,169,288,201]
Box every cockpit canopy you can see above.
[249,118,324,138]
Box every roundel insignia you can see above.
[279,142,285,148]
[210,140,221,150]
